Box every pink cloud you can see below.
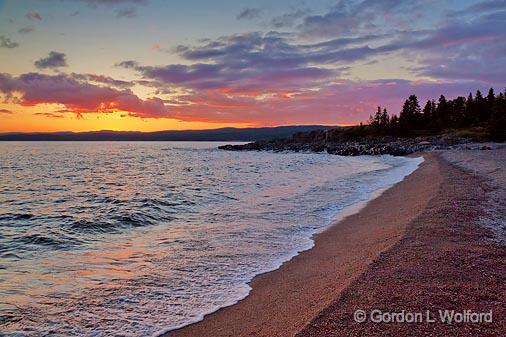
[164,79,492,125]
[0,72,170,119]
[0,72,495,126]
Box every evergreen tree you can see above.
[475,90,486,122]
[381,108,389,127]
[422,100,436,128]
[486,88,495,121]
[451,96,467,127]
[399,95,421,133]
[356,87,505,139]
[465,92,475,125]
[435,95,448,130]
[489,90,506,141]
[389,115,399,135]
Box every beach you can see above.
[166,148,506,337]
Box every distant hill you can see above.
[0,125,339,141]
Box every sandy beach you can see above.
[166,148,506,337]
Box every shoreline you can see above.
[298,148,505,336]
[164,154,437,337]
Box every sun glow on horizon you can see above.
[0,104,255,133]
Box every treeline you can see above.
[365,88,506,140]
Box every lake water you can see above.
[0,142,423,336]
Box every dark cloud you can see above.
[0,36,19,48]
[236,8,263,20]
[299,0,422,37]
[70,73,134,88]
[70,0,146,6]
[26,11,42,21]
[34,112,65,118]
[116,7,137,18]
[449,0,506,17]
[116,60,139,69]
[118,31,390,95]
[270,9,307,28]
[389,11,506,84]
[18,27,35,34]
[112,2,504,123]
[0,109,13,114]
[3,0,502,125]
[34,51,68,69]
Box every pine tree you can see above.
[489,90,506,140]
[381,108,389,127]
[465,92,475,125]
[399,95,421,133]
[422,100,435,128]
[475,90,486,122]
[486,88,495,121]
[435,95,448,130]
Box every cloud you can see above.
[34,112,65,118]
[389,11,506,84]
[132,79,492,125]
[3,0,503,126]
[18,27,35,34]
[0,72,170,119]
[449,0,506,17]
[67,0,146,6]
[270,9,307,28]
[114,8,504,125]
[236,8,263,20]
[0,36,19,48]
[70,73,134,88]
[118,31,392,97]
[26,11,42,21]
[299,0,424,38]
[116,7,137,18]
[34,51,68,70]
[0,109,13,114]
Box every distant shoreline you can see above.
[0,125,338,142]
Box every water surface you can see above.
[0,142,422,336]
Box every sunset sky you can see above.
[0,0,504,132]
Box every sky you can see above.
[0,0,504,132]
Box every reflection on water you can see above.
[0,141,422,336]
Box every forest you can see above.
[364,88,506,141]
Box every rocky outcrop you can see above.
[218,129,476,156]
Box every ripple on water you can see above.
[0,141,423,337]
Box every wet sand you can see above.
[166,149,505,337]
[298,149,506,337]
[165,155,441,337]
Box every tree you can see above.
[355,87,505,139]
[368,106,390,134]
[486,88,495,121]
[489,90,506,141]
[451,96,467,127]
[381,108,389,127]
[435,95,449,130]
[465,92,475,125]
[389,115,399,135]
[422,100,436,129]
[399,94,421,133]
[368,106,382,128]
[475,90,486,122]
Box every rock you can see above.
[218,130,475,156]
